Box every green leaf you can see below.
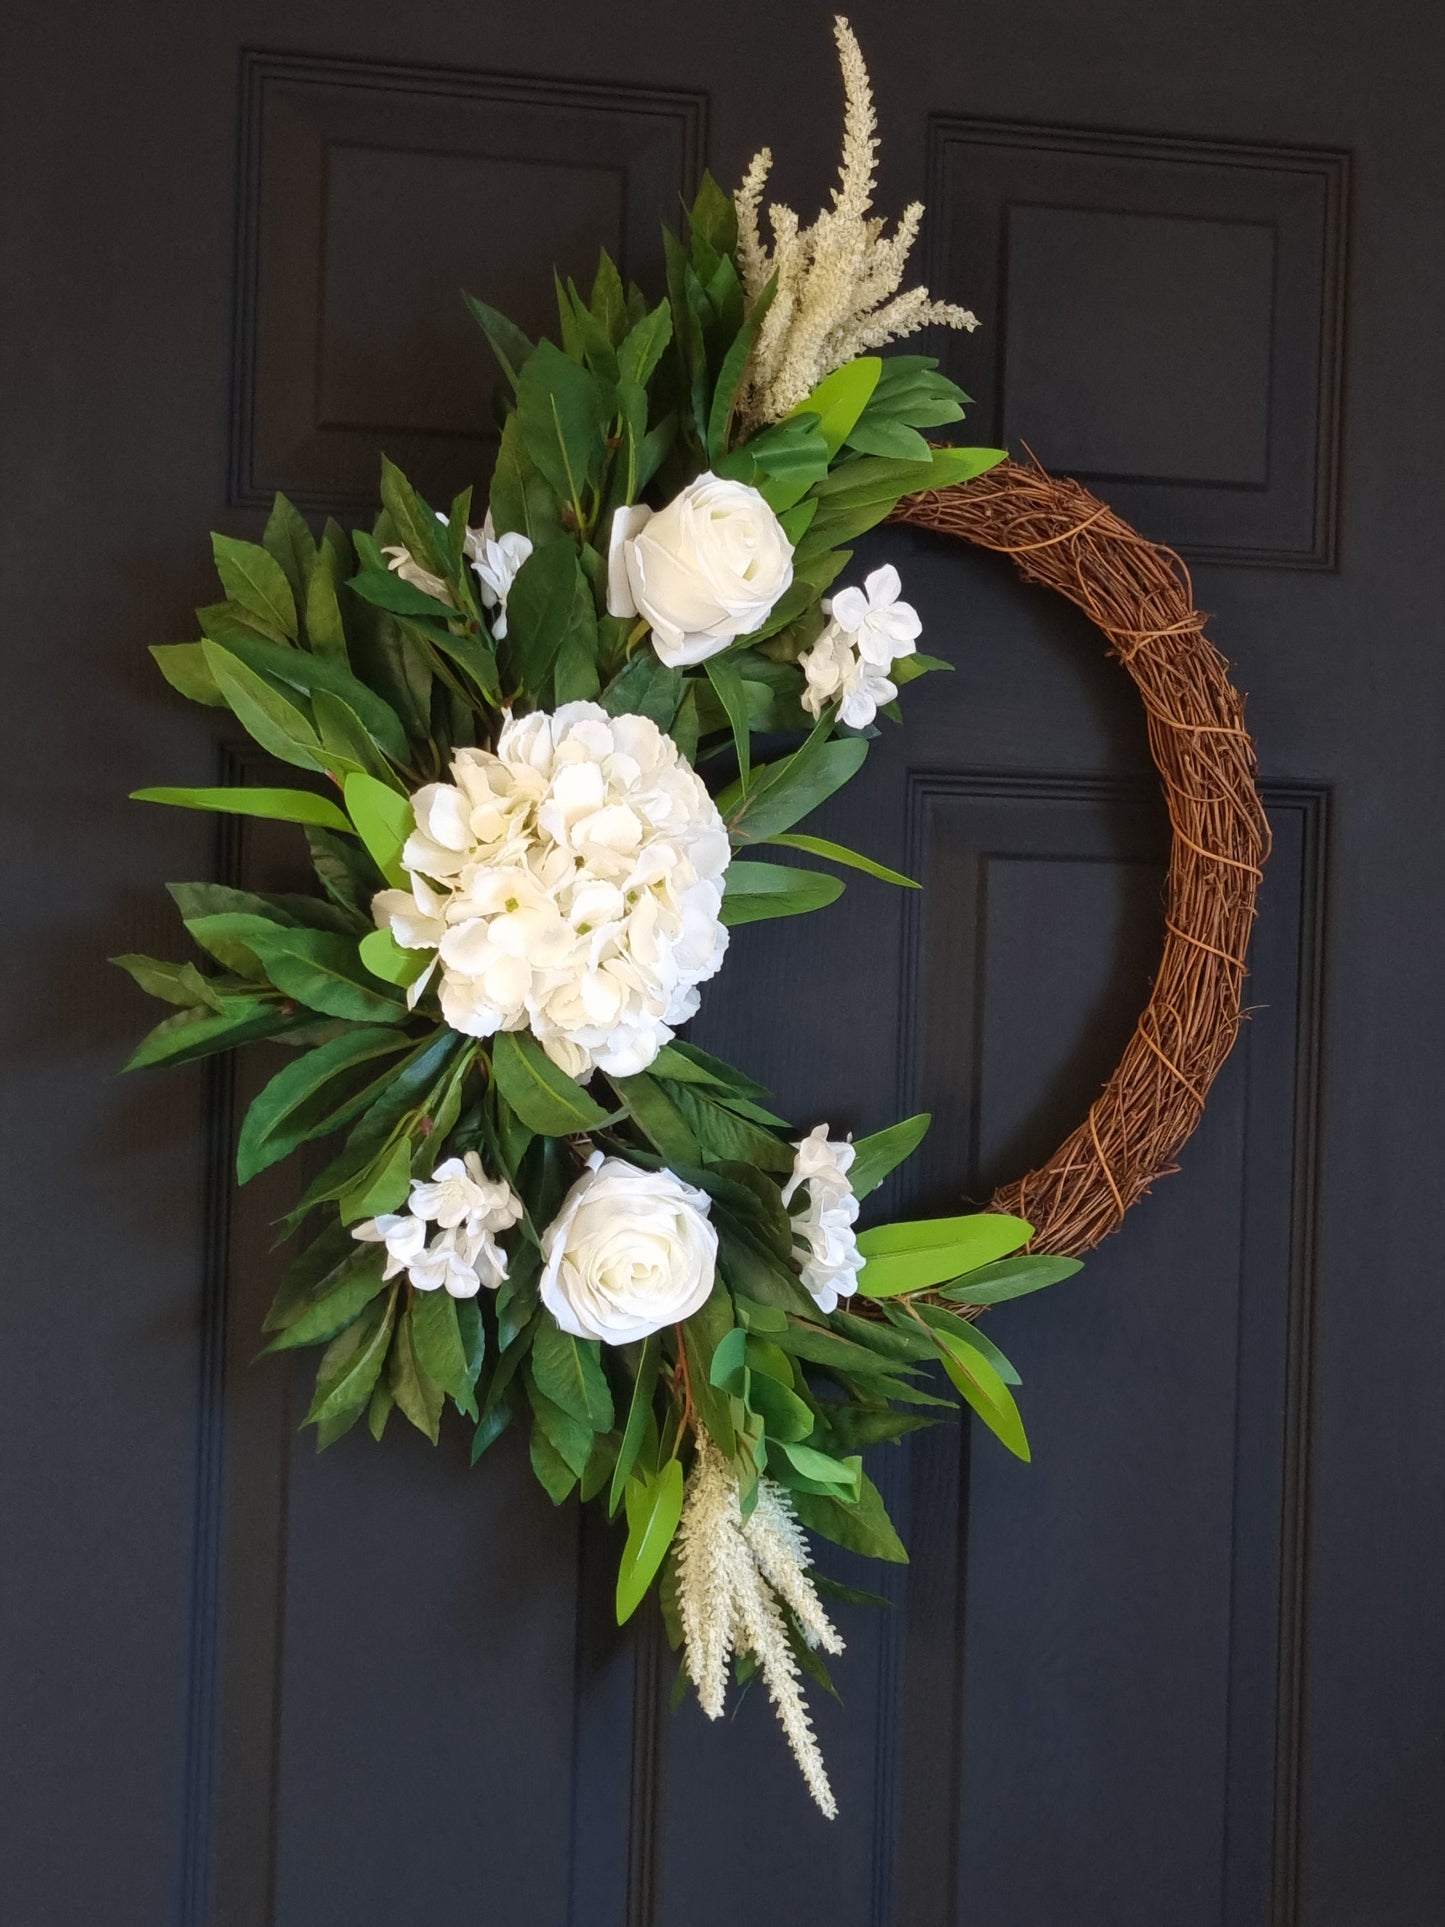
[721,729,868,843]
[236,1025,412,1182]
[763,831,917,888]
[611,1071,702,1165]
[855,1214,1034,1297]
[774,1440,860,1499]
[337,1134,413,1223]
[600,650,683,727]
[688,170,738,258]
[528,1380,594,1476]
[491,1029,613,1136]
[464,292,534,390]
[704,652,751,789]
[848,1113,932,1199]
[409,1289,471,1399]
[262,493,317,608]
[122,996,284,1070]
[939,1253,1083,1306]
[930,1321,1031,1461]
[788,358,882,456]
[843,416,934,461]
[748,1372,816,1445]
[202,641,323,771]
[389,1304,446,1443]
[720,860,845,926]
[347,567,453,619]
[210,632,408,764]
[304,542,350,659]
[617,301,674,388]
[113,953,226,1012]
[790,1470,908,1563]
[378,455,446,576]
[531,1318,614,1431]
[130,785,353,833]
[150,642,224,706]
[616,1458,685,1624]
[343,772,413,888]
[505,540,586,693]
[211,532,297,639]
[304,1285,397,1440]
[706,279,775,462]
[530,1427,579,1503]
[192,913,408,1024]
[515,341,610,510]
[268,1246,388,1351]
[609,1337,661,1514]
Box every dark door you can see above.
[6,4,1442,1923]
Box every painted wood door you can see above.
[5,3,1442,1922]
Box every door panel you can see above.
[6,5,1443,1924]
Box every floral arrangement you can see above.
[119,18,1082,1814]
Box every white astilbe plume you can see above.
[734,15,979,430]
[674,1432,843,1817]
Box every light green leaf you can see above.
[788,357,882,455]
[764,831,917,888]
[150,642,225,706]
[130,785,353,833]
[304,542,349,659]
[855,1213,1033,1297]
[357,928,429,988]
[344,772,413,888]
[262,493,317,608]
[616,1458,685,1625]
[844,416,934,461]
[931,1320,1031,1461]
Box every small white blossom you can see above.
[781,1124,863,1313]
[468,513,533,639]
[800,565,922,729]
[352,1210,427,1281]
[352,1150,521,1297]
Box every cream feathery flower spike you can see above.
[734,15,979,430]
[674,1431,845,1817]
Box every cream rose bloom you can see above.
[539,1152,718,1343]
[606,473,794,667]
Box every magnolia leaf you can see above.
[616,1458,685,1625]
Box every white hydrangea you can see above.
[374,702,732,1079]
[352,1150,522,1298]
[800,564,922,729]
[780,1124,863,1313]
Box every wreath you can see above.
[118,19,1263,1815]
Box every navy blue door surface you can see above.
[5,3,1443,1922]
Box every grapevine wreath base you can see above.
[893,461,1270,1257]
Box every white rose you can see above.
[606,473,794,667]
[539,1151,717,1343]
